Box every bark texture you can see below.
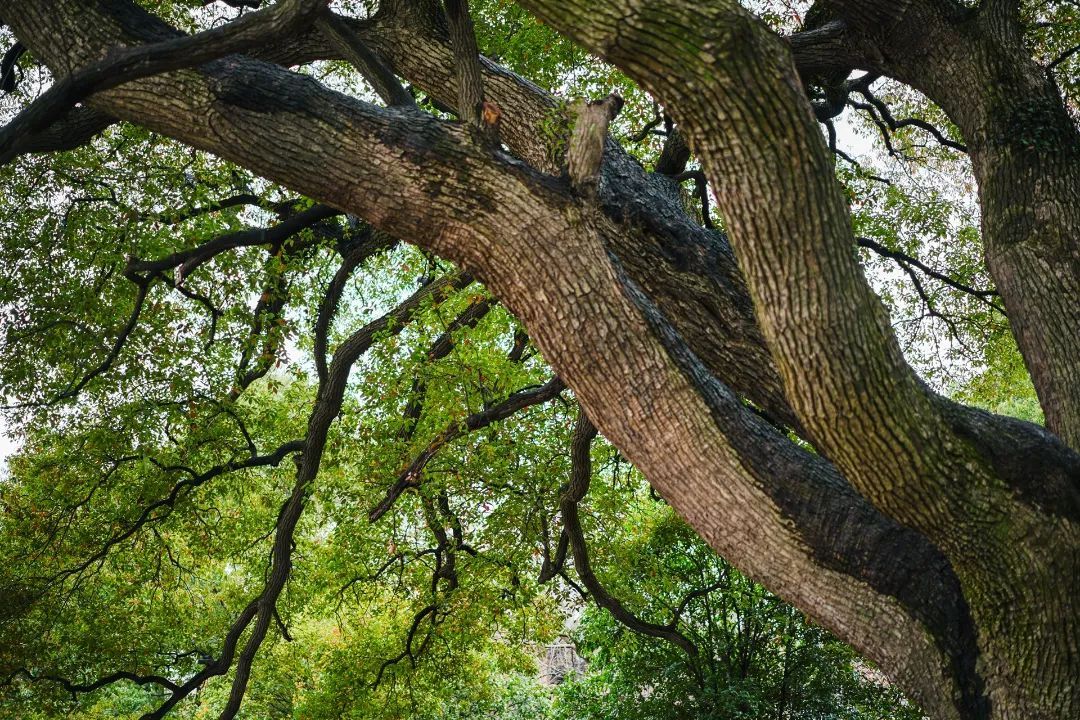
[516,2,1079,717]
[790,0,1080,451]
[3,1,1079,718]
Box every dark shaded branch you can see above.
[327,272,473,405]
[506,328,530,363]
[560,407,700,659]
[369,376,565,521]
[151,193,265,225]
[537,524,570,584]
[786,19,862,78]
[211,277,472,718]
[654,121,690,176]
[371,489,469,688]
[1047,42,1080,71]
[851,88,968,153]
[2,667,179,700]
[0,0,328,166]
[315,11,415,107]
[809,71,879,122]
[825,123,894,185]
[1,41,25,93]
[145,272,468,720]
[172,282,223,351]
[313,227,396,386]
[670,579,727,624]
[856,236,1005,314]
[140,598,262,719]
[0,106,115,162]
[125,203,341,281]
[2,274,152,410]
[337,547,439,601]
[59,276,150,402]
[626,102,663,143]
[205,0,264,7]
[232,255,292,395]
[371,603,438,688]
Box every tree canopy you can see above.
[0,1,1077,719]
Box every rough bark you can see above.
[3,1,1079,719]
[516,2,1079,718]
[790,0,1080,451]
[268,1,804,431]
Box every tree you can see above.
[554,510,922,720]
[0,1,1077,719]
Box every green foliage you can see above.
[957,326,1043,424]
[551,513,921,720]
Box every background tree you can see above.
[0,1,1077,719]
[555,509,924,720]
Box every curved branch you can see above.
[850,88,968,154]
[856,237,1005,314]
[314,11,414,107]
[369,376,565,521]
[559,407,700,659]
[125,203,341,280]
[0,0,328,166]
[672,169,713,229]
[2,667,179,699]
[251,6,802,429]
[312,227,396,386]
[0,106,114,163]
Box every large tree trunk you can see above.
[514,3,1078,717]
[792,0,1080,451]
[4,1,1078,718]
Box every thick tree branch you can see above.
[0,41,25,93]
[444,1,480,114]
[0,106,114,164]
[815,0,1080,449]
[518,2,1079,718]
[786,19,863,79]
[0,0,328,166]
[567,94,623,193]
[314,11,414,107]
[5,8,969,711]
